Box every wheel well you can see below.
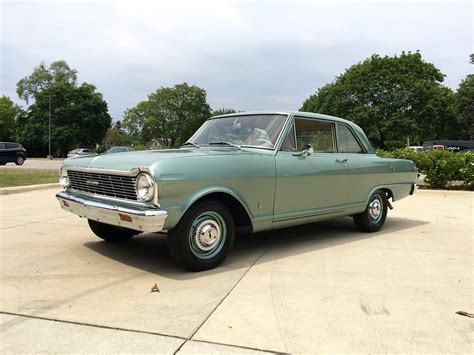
[193,192,252,231]
[381,188,394,201]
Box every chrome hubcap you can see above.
[368,195,383,223]
[194,219,221,252]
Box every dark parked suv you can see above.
[0,142,27,165]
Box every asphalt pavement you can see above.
[1,159,64,170]
[0,188,472,353]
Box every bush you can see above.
[377,149,473,190]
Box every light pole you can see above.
[47,94,53,159]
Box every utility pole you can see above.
[48,94,52,159]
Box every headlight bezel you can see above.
[135,173,155,202]
[59,168,70,188]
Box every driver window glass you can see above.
[281,123,296,151]
[337,125,364,153]
[294,118,335,153]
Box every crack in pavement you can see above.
[173,239,277,354]
[0,311,282,354]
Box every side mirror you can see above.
[292,144,313,157]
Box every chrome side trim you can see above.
[56,191,167,233]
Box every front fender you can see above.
[162,185,255,231]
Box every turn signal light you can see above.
[118,213,133,222]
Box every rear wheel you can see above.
[88,219,138,242]
[167,200,234,271]
[353,190,388,232]
[15,156,24,165]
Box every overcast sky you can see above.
[1,0,472,120]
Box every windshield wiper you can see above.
[208,141,241,149]
[181,141,200,148]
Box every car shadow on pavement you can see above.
[84,216,428,280]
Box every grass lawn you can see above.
[0,169,58,188]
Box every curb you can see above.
[0,183,60,196]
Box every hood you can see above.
[62,147,261,171]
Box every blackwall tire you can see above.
[353,190,388,233]
[15,156,24,165]
[167,200,234,271]
[88,219,138,242]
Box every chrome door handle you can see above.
[335,158,348,163]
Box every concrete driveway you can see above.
[0,188,472,353]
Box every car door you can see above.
[273,117,349,222]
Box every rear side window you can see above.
[0,143,5,149]
[5,143,18,149]
[337,125,364,153]
[294,118,335,153]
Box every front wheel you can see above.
[15,156,24,165]
[353,190,388,232]
[88,219,138,242]
[167,200,234,271]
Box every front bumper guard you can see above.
[56,191,167,233]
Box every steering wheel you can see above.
[253,138,274,148]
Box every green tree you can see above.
[454,56,474,139]
[301,52,460,149]
[104,121,133,149]
[16,61,111,157]
[0,96,20,141]
[123,83,211,147]
[17,60,77,104]
[212,108,237,116]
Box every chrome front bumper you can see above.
[56,191,168,233]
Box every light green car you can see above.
[57,111,417,270]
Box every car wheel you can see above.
[353,190,388,233]
[15,156,24,165]
[88,219,138,242]
[168,200,234,271]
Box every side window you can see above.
[0,143,5,149]
[281,123,296,151]
[337,125,364,153]
[294,118,335,153]
[5,143,16,149]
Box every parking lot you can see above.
[0,188,472,353]
[0,159,63,171]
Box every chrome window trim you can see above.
[335,123,367,154]
[292,116,338,153]
[192,113,291,153]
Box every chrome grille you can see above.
[67,170,138,201]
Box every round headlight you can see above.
[135,173,155,202]
[59,169,69,188]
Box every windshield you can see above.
[188,114,288,149]
[106,147,128,153]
